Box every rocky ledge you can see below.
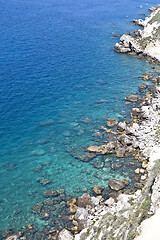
[114,5,160,64]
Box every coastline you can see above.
[114,5,160,64]
[2,4,160,240]
[73,5,160,240]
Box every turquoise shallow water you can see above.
[1,0,160,235]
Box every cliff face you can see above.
[114,5,160,63]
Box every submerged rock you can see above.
[141,72,154,81]
[38,178,52,186]
[111,162,122,170]
[125,94,139,102]
[108,179,126,191]
[107,118,118,127]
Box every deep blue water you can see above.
[0,0,160,234]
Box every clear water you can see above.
[0,0,160,234]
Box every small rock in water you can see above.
[38,178,52,186]
[80,117,92,124]
[92,186,104,195]
[107,118,118,127]
[111,162,122,170]
[32,202,43,214]
[125,94,139,102]
[108,179,126,191]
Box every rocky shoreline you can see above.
[114,5,160,65]
[71,73,160,240]
[2,6,160,240]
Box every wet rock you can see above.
[111,162,122,170]
[122,179,130,185]
[107,118,118,127]
[69,146,96,162]
[43,189,65,198]
[87,145,99,153]
[113,33,121,37]
[125,94,139,102]
[108,179,126,191]
[1,230,13,239]
[32,202,43,214]
[131,19,144,27]
[118,134,132,146]
[91,159,104,169]
[148,86,158,97]
[39,212,50,220]
[134,182,144,189]
[109,191,119,202]
[141,72,154,81]
[69,204,78,213]
[139,83,148,89]
[77,193,92,208]
[131,107,141,118]
[115,147,126,157]
[43,199,54,206]
[117,122,126,132]
[5,232,22,240]
[87,142,116,155]
[149,6,156,12]
[38,178,52,186]
[58,229,74,240]
[92,186,104,195]
[114,42,131,53]
[93,131,102,137]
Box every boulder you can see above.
[92,186,104,195]
[139,83,147,89]
[125,94,139,102]
[113,33,121,37]
[114,43,131,53]
[149,6,156,12]
[108,179,126,191]
[104,197,115,206]
[86,145,99,153]
[117,122,126,132]
[118,134,132,146]
[90,197,100,206]
[134,183,143,189]
[116,147,126,157]
[58,229,74,240]
[148,86,158,97]
[131,107,141,118]
[78,193,92,208]
[131,19,144,27]
[74,208,88,222]
[107,118,118,127]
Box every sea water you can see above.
[0,0,160,234]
